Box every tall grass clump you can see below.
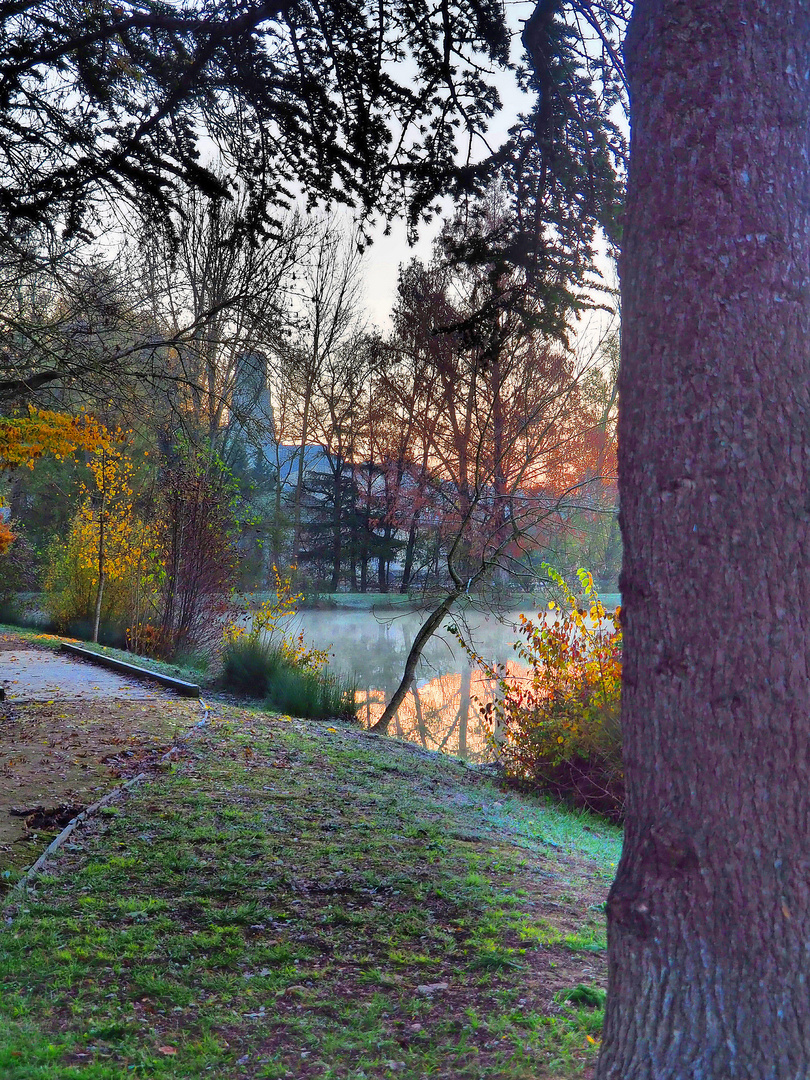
[221,637,283,696]
[465,566,623,821]
[222,566,357,721]
[266,662,356,719]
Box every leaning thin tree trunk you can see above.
[91,483,106,644]
[370,588,461,733]
[597,2,810,1074]
[330,467,342,592]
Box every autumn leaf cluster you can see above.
[0,409,113,554]
[225,565,329,672]
[462,566,623,819]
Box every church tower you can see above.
[231,351,276,467]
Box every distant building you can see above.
[230,351,331,488]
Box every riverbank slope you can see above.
[0,679,619,1079]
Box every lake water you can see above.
[293,605,540,762]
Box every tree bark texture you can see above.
[401,513,420,592]
[597,3,810,1076]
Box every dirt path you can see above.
[0,639,180,701]
[0,633,203,871]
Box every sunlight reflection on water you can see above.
[292,606,543,762]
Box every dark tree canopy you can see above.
[428,0,628,342]
[0,0,512,244]
[0,0,629,411]
[0,1,628,248]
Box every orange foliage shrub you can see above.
[467,567,623,820]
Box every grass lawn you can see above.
[0,702,620,1079]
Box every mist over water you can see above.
[293,606,539,761]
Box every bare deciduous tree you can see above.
[371,212,616,733]
[138,185,306,449]
[276,221,365,562]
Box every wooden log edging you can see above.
[12,771,151,893]
[60,641,201,697]
[6,701,211,902]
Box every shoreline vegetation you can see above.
[258,591,622,615]
[2,567,626,823]
[2,588,622,625]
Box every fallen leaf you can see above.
[158,1046,177,1056]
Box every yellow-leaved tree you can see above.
[45,436,158,642]
[0,408,110,554]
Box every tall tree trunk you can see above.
[360,544,368,593]
[361,471,372,593]
[330,468,342,593]
[597,2,810,1075]
[92,571,105,644]
[401,454,429,593]
[159,492,181,649]
[272,468,284,570]
[292,385,312,562]
[378,525,392,592]
[91,482,106,644]
[400,512,420,593]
